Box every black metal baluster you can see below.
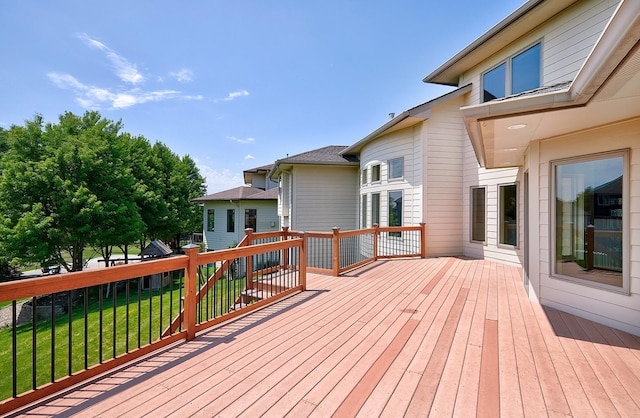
[84,287,88,370]
[126,279,130,353]
[159,274,164,339]
[148,280,152,344]
[68,291,73,376]
[112,284,117,359]
[99,284,103,363]
[51,293,56,383]
[138,277,142,347]
[12,300,17,398]
[32,296,37,390]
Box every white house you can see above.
[194,165,279,251]
[269,145,360,232]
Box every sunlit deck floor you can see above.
[12,257,640,417]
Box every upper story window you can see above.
[371,164,381,182]
[361,168,368,185]
[483,42,541,102]
[388,158,403,180]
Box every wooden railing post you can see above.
[300,232,307,290]
[332,227,340,277]
[245,228,254,289]
[373,223,379,260]
[420,222,426,259]
[282,226,290,270]
[183,244,200,341]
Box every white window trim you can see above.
[497,182,519,249]
[481,40,542,103]
[388,157,404,180]
[549,149,630,294]
[470,186,487,244]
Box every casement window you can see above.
[361,168,368,185]
[371,193,380,225]
[361,195,367,228]
[227,209,235,233]
[388,190,402,237]
[470,187,486,243]
[499,184,517,246]
[245,209,257,232]
[207,209,215,231]
[388,158,403,179]
[552,151,627,290]
[371,164,381,182]
[482,42,541,102]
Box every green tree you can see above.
[0,112,143,271]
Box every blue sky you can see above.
[0,0,523,193]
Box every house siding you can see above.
[291,165,358,231]
[423,97,467,256]
[359,124,423,230]
[528,118,640,335]
[201,200,279,251]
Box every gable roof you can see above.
[243,164,274,185]
[269,145,359,178]
[192,186,278,202]
[342,84,472,155]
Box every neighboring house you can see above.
[269,145,360,232]
[194,165,279,251]
[420,0,639,334]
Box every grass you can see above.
[0,269,247,401]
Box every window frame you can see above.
[226,209,235,233]
[207,209,215,232]
[361,194,367,228]
[470,186,487,243]
[371,192,380,226]
[245,208,257,232]
[550,149,629,293]
[482,41,542,103]
[498,183,518,247]
[388,157,404,180]
[388,190,402,237]
[371,164,381,182]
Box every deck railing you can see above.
[289,223,426,276]
[0,237,304,415]
[0,223,424,414]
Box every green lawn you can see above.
[0,268,247,401]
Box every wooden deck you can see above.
[10,257,640,417]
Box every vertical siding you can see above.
[536,119,640,335]
[291,165,358,231]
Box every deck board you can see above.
[10,257,640,418]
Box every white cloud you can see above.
[47,72,186,110]
[227,136,255,144]
[170,69,193,83]
[244,154,255,159]
[76,33,144,84]
[195,161,245,194]
[215,89,249,103]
